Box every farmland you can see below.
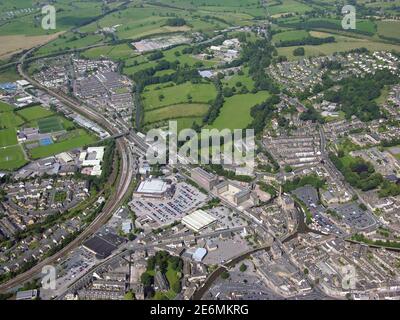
[144,103,209,124]
[209,91,271,130]
[277,32,400,60]
[377,20,400,39]
[142,82,217,110]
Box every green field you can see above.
[222,67,255,91]
[0,128,17,147]
[267,0,313,15]
[142,82,217,110]
[278,32,400,60]
[272,30,309,42]
[0,0,106,36]
[17,105,54,121]
[0,111,25,129]
[0,101,13,112]
[209,91,271,130]
[29,129,96,159]
[0,66,20,83]
[81,43,137,61]
[37,116,64,133]
[144,103,209,124]
[0,145,27,170]
[377,20,400,39]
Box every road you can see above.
[319,127,378,229]
[55,226,246,299]
[0,48,136,293]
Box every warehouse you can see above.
[134,178,170,198]
[181,209,217,232]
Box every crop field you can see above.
[209,91,271,130]
[34,33,104,56]
[144,103,209,124]
[272,30,309,42]
[377,21,400,39]
[82,44,137,61]
[142,82,217,110]
[0,66,20,83]
[29,129,96,159]
[17,105,55,121]
[278,32,400,60]
[0,0,106,37]
[0,145,27,170]
[0,128,17,147]
[267,0,313,15]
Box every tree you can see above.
[140,272,153,286]
[284,165,293,173]
[221,270,230,279]
[239,263,247,272]
[172,280,182,293]
[124,291,135,300]
[293,47,305,56]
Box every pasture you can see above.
[209,91,271,130]
[144,103,209,124]
[142,82,217,110]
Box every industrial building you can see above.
[190,167,219,191]
[134,178,170,198]
[181,209,217,232]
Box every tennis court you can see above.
[39,137,53,146]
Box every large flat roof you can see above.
[182,209,217,232]
[136,179,168,194]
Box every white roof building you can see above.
[181,209,217,232]
[135,178,169,197]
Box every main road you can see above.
[0,49,136,293]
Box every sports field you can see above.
[0,128,17,147]
[17,105,54,121]
[37,116,64,133]
[29,129,96,159]
[0,145,27,170]
[0,112,25,129]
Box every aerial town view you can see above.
[0,0,400,310]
